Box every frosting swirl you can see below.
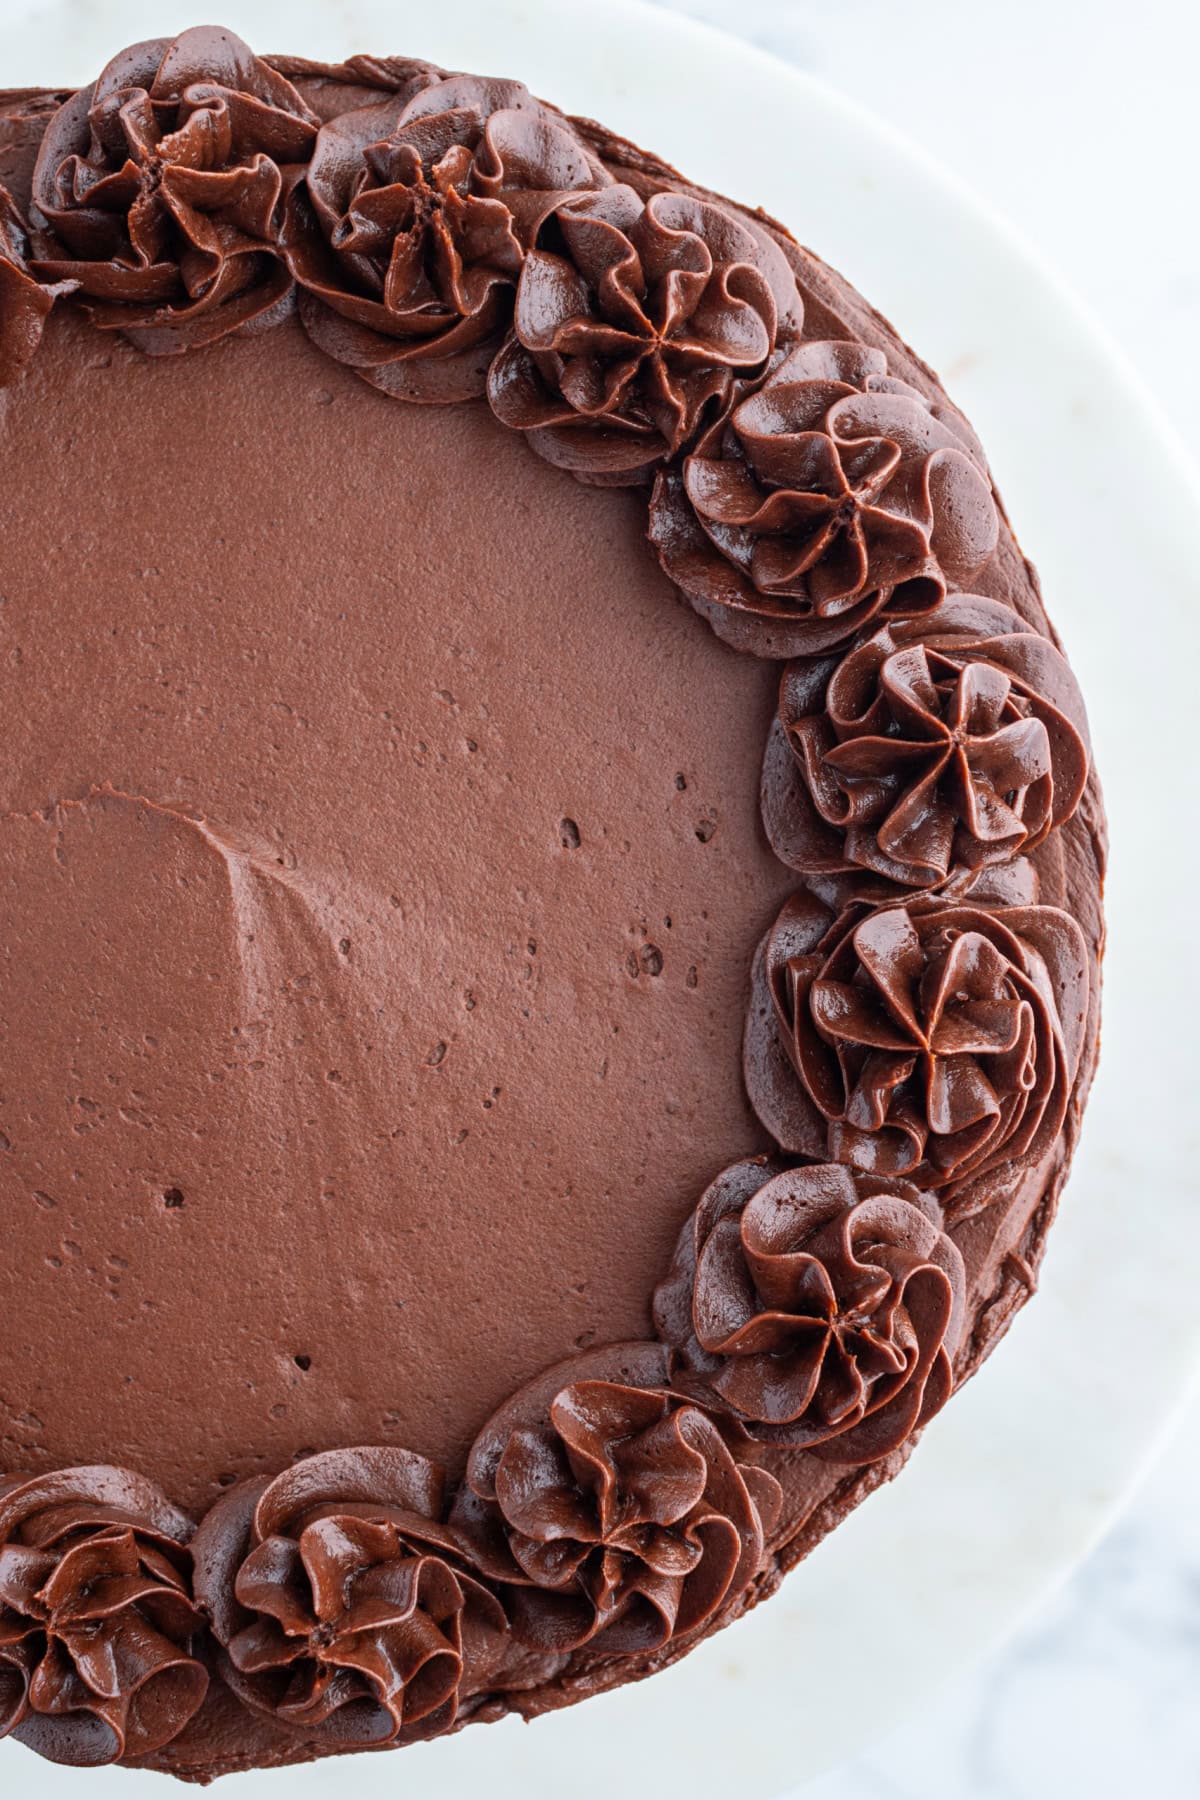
[281,75,612,402]
[654,1158,965,1460]
[648,340,998,655]
[191,1448,506,1747]
[487,184,802,483]
[744,884,1089,1209]
[761,595,1091,886]
[0,1467,207,1767]
[454,1351,781,1655]
[28,28,318,353]
[0,187,75,385]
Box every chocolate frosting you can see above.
[192,1449,505,1747]
[28,28,317,353]
[744,884,1089,1213]
[649,340,999,654]
[761,595,1091,886]
[281,74,612,402]
[0,185,73,382]
[0,26,1104,1785]
[452,1345,781,1656]
[488,185,803,482]
[653,1158,965,1459]
[0,1468,207,1767]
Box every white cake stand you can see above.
[2,2,1198,1794]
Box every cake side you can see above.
[0,30,1103,1783]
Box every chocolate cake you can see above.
[0,26,1104,1782]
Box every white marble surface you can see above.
[793,1388,1200,1799]
[646,4,1200,1796]
[649,0,1200,436]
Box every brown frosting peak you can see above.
[487,184,803,483]
[649,340,999,655]
[28,27,318,353]
[0,187,75,384]
[0,1468,207,1767]
[453,1352,781,1656]
[191,1449,506,1748]
[281,74,612,402]
[655,1158,965,1460]
[762,595,1091,887]
[744,884,1089,1213]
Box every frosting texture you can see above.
[0,187,74,383]
[654,1158,965,1458]
[761,595,1091,886]
[0,1468,207,1767]
[744,885,1089,1211]
[488,185,803,482]
[454,1361,781,1655]
[28,27,318,352]
[281,74,612,402]
[0,23,1104,1783]
[649,341,998,654]
[192,1449,506,1747]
